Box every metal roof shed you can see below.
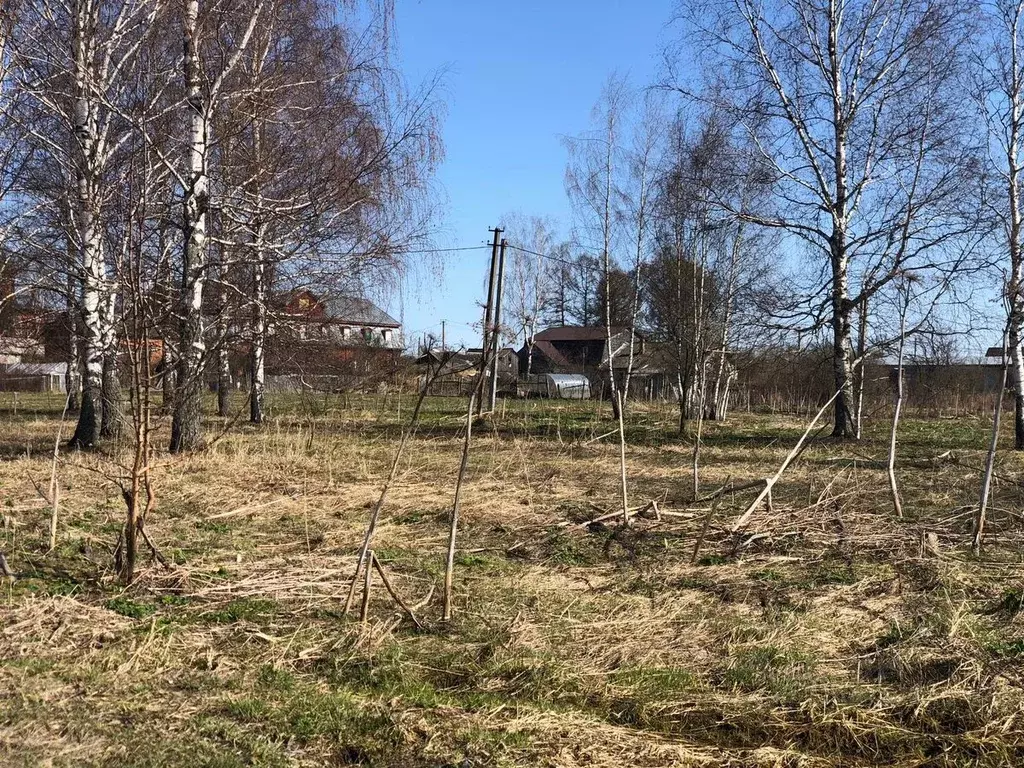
[523,373,590,399]
[0,362,68,393]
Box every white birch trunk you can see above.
[250,222,267,425]
[621,144,650,409]
[1005,6,1024,451]
[854,299,869,439]
[974,331,1010,554]
[690,225,710,495]
[829,7,857,439]
[674,230,688,435]
[100,288,121,439]
[65,277,82,412]
[216,282,230,418]
[69,0,104,449]
[171,0,208,452]
[598,102,628,524]
[887,298,907,518]
[710,223,741,422]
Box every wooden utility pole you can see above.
[478,228,501,414]
[488,238,508,412]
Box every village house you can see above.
[265,291,405,389]
[278,291,403,349]
[519,326,669,399]
[0,270,68,392]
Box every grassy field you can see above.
[1,391,1023,767]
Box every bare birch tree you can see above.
[169,0,264,453]
[617,94,662,408]
[979,0,1024,450]
[502,213,557,372]
[221,0,440,424]
[649,112,733,435]
[11,0,158,449]
[673,0,979,438]
[565,76,632,521]
[887,277,913,518]
[0,7,31,315]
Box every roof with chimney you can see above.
[280,291,400,328]
[324,296,400,328]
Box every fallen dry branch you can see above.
[691,476,729,564]
[695,477,758,504]
[360,549,373,622]
[579,502,651,529]
[138,520,170,569]
[0,552,14,580]
[579,429,619,446]
[371,552,425,630]
[205,497,291,521]
[730,389,841,533]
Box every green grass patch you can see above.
[721,645,817,696]
[199,597,279,624]
[986,639,1024,657]
[698,554,729,566]
[105,596,157,620]
[611,666,700,696]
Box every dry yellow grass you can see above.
[0,393,1023,766]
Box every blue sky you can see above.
[389,0,677,350]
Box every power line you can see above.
[503,243,577,267]
[400,245,492,255]
[389,242,578,265]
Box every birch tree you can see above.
[980,0,1024,450]
[0,7,30,315]
[553,251,602,327]
[220,0,439,424]
[566,76,632,522]
[170,0,264,453]
[502,213,556,371]
[649,112,730,434]
[674,0,979,438]
[617,95,661,407]
[11,0,158,448]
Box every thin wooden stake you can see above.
[974,330,1010,555]
[608,390,630,526]
[343,369,443,614]
[47,393,72,551]
[888,296,908,519]
[360,549,373,623]
[443,392,476,622]
[691,478,728,565]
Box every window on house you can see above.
[382,329,392,344]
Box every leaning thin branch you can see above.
[730,388,842,533]
[973,328,1010,555]
[342,365,445,614]
[443,391,476,623]
[372,553,424,630]
[47,392,72,551]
